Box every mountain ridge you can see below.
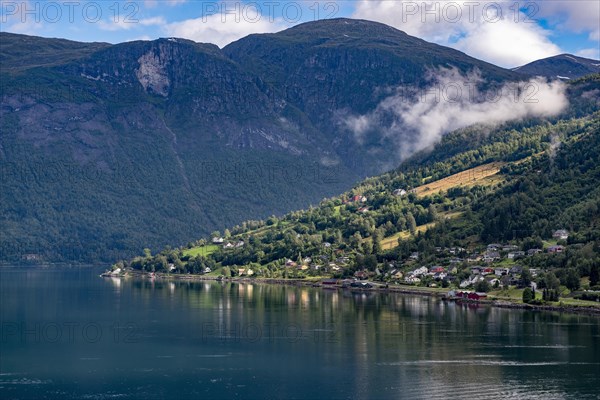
[514,53,600,80]
[1,19,597,263]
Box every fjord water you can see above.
[1,267,599,400]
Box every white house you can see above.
[553,229,569,240]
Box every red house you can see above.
[454,291,487,301]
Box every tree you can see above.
[590,263,599,287]
[520,267,532,288]
[545,272,560,290]
[475,279,491,292]
[407,212,417,235]
[428,204,438,222]
[565,268,580,291]
[522,287,534,304]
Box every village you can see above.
[206,222,571,299]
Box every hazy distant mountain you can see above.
[513,54,600,80]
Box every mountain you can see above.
[0,19,573,263]
[116,76,600,293]
[514,54,600,80]
[224,18,521,172]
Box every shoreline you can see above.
[104,270,600,316]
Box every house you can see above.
[303,257,312,264]
[430,266,445,274]
[449,247,465,255]
[411,266,429,277]
[212,237,224,244]
[482,267,494,275]
[527,248,542,256]
[323,242,332,248]
[502,245,519,252]
[357,206,370,213]
[352,195,367,203]
[510,265,523,275]
[392,270,404,279]
[470,292,488,300]
[452,291,487,300]
[354,270,369,280]
[483,251,500,263]
[508,251,525,259]
[433,272,447,280]
[552,229,569,240]
[487,244,502,251]
[235,240,245,248]
[470,266,483,275]
[297,264,309,271]
[548,245,564,253]
[223,242,234,249]
[203,267,212,274]
[168,263,176,272]
[405,276,421,284]
[449,258,463,265]
[393,188,407,197]
[237,268,254,277]
[329,263,341,271]
[285,259,297,268]
[495,268,509,276]
[409,252,420,260]
[467,254,482,263]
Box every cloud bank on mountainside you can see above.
[341,68,569,159]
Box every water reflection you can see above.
[1,267,599,400]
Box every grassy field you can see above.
[380,211,463,251]
[414,162,505,197]
[183,244,219,258]
[380,223,436,250]
[333,205,342,216]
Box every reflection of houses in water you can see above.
[109,277,121,292]
[301,290,310,308]
[237,283,254,301]
[287,291,297,305]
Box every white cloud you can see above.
[98,16,166,31]
[536,1,600,42]
[576,48,600,60]
[341,68,569,159]
[165,13,289,48]
[144,0,187,8]
[351,1,564,67]
[453,19,562,67]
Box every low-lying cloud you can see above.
[341,68,569,160]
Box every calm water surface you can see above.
[1,266,599,399]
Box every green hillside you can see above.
[115,76,600,301]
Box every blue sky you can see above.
[1,0,599,67]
